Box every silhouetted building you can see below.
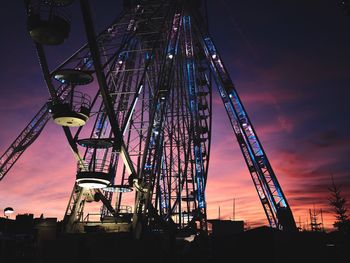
[208,220,244,237]
[0,214,58,262]
[15,213,34,235]
[0,217,15,234]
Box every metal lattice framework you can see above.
[0,0,296,236]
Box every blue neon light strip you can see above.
[183,15,206,209]
[202,36,289,225]
[142,13,182,179]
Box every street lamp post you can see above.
[2,207,14,259]
[4,207,14,219]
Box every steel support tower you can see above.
[0,0,297,236]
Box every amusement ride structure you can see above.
[0,0,297,237]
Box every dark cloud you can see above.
[309,129,350,149]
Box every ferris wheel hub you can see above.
[50,97,91,127]
[103,185,133,193]
[77,138,113,149]
[76,171,111,189]
[44,0,74,7]
[53,111,89,127]
[53,69,93,85]
[27,15,70,45]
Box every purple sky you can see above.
[0,1,349,230]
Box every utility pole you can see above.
[233,198,235,221]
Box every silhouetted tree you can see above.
[328,176,349,233]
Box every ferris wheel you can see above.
[0,0,296,237]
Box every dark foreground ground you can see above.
[1,227,349,263]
